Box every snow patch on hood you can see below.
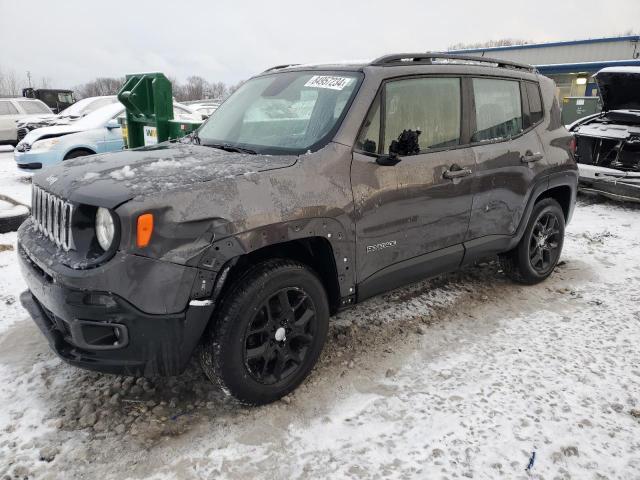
[21,124,82,145]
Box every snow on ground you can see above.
[1,147,640,479]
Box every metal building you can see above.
[448,35,640,101]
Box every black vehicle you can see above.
[18,54,577,405]
[23,88,75,114]
[569,67,640,203]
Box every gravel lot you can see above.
[1,145,639,479]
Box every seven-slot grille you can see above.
[31,186,74,251]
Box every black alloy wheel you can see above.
[528,212,561,274]
[244,287,317,385]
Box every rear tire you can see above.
[499,198,565,284]
[199,259,329,405]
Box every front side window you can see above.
[18,101,50,114]
[198,71,362,155]
[355,95,381,154]
[383,77,461,153]
[0,101,19,115]
[472,78,523,142]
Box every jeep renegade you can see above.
[18,54,578,405]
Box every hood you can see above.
[22,124,82,145]
[32,142,298,208]
[594,67,640,111]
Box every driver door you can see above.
[352,76,475,297]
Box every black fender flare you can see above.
[507,170,578,250]
[191,217,356,306]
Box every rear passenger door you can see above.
[466,77,546,240]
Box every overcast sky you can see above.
[1,0,638,89]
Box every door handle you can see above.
[521,151,544,163]
[443,165,472,180]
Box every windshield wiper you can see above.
[206,143,257,155]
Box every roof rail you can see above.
[263,64,300,73]
[369,53,537,72]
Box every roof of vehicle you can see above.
[262,53,537,75]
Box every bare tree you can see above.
[227,80,244,96]
[74,77,124,99]
[0,67,21,96]
[209,81,228,99]
[182,75,208,101]
[39,76,51,89]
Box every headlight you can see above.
[95,207,116,251]
[31,138,60,151]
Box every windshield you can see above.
[59,96,116,118]
[197,71,362,154]
[73,103,124,129]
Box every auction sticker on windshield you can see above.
[304,75,353,90]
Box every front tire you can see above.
[499,198,565,284]
[199,259,329,405]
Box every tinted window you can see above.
[526,82,543,124]
[472,78,523,142]
[18,101,50,114]
[0,101,19,115]
[383,77,461,153]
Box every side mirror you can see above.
[375,152,401,166]
[106,119,120,129]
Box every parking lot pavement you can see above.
[1,154,640,479]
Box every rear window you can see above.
[525,82,544,124]
[0,101,19,115]
[472,78,523,142]
[18,101,50,114]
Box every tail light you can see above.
[569,136,577,156]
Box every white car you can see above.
[0,98,54,146]
[16,95,120,141]
[189,102,221,118]
[14,101,202,170]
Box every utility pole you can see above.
[26,71,32,88]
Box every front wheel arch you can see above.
[63,148,95,160]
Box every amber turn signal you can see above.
[136,213,154,247]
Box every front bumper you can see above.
[14,148,63,170]
[17,221,214,376]
[578,164,640,203]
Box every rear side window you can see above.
[0,101,19,115]
[472,78,523,142]
[525,82,544,124]
[18,101,50,114]
[383,77,461,153]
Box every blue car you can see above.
[14,102,201,170]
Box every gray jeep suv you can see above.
[18,54,577,405]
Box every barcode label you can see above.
[304,75,353,90]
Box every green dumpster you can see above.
[117,73,202,148]
[561,96,601,125]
